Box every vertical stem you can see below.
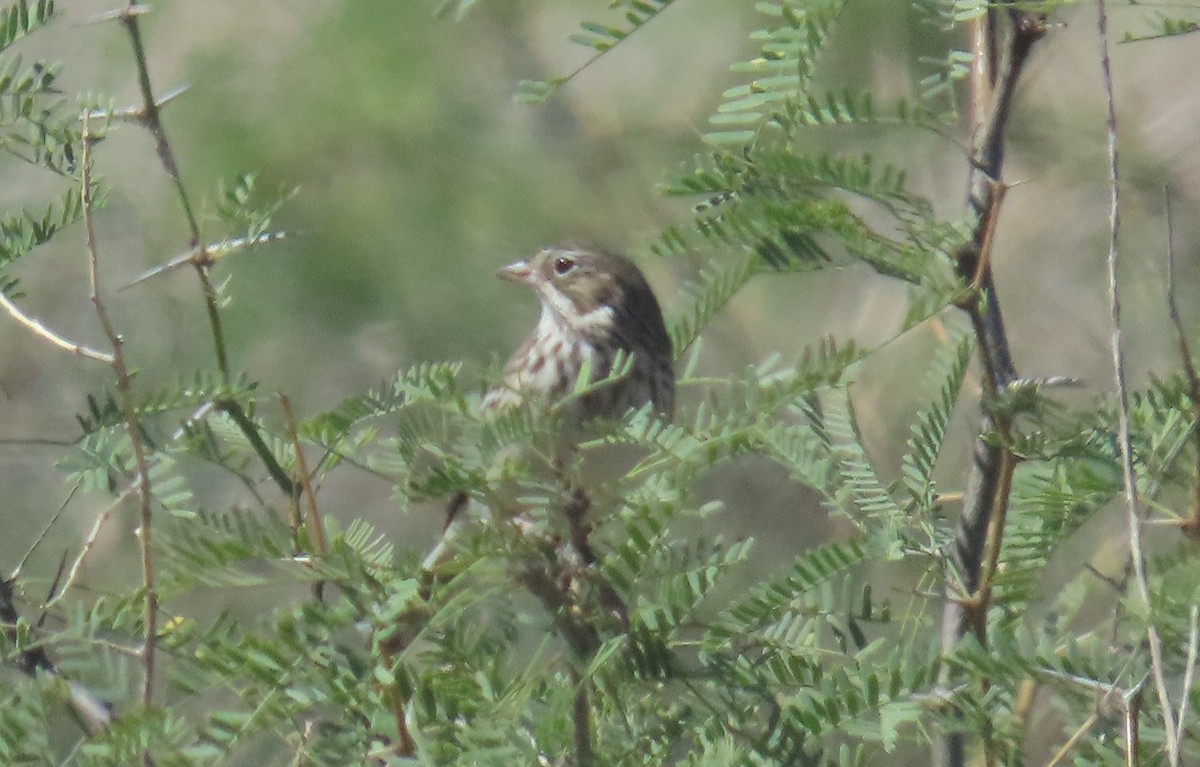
[120,4,200,245]
[937,9,1046,767]
[1163,193,1200,538]
[119,3,231,383]
[193,264,231,381]
[571,665,594,767]
[82,123,157,746]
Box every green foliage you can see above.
[516,0,678,103]
[706,0,843,143]
[1123,11,1200,43]
[3,2,1199,767]
[433,0,481,22]
[0,0,53,59]
[0,183,85,293]
[902,333,975,514]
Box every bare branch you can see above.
[44,485,136,611]
[281,395,328,600]
[1043,712,1099,767]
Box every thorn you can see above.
[79,4,153,25]
[120,231,288,291]
[154,83,191,109]
[80,84,190,124]
[1005,375,1084,391]
[120,251,196,291]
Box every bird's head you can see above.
[497,246,658,337]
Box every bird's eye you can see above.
[553,256,576,276]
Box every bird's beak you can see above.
[497,260,537,286]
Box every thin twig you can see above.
[0,437,77,446]
[517,527,603,767]
[281,395,328,600]
[216,399,298,499]
[118,5,198,242]
[45,401,230,608]
[281,396,327,556]
[1163,190,1200,539]
[192,264,231,379]
[1095,3,1180,764]
[44,485,136,610]
[82,120,159,735]
[570,665,595,767]
[287,720,315,767]
[1043,712,1099,767]
[375,641,417,757]
[0,290,114,363]
[1177,605,1198,751]
[11,481,83,580]
[1125,688,1142,767]
[80,83,189,123]
[966,6,998,168]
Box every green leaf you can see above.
[900,333,975,512]
[0,0,55,54]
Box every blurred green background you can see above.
[2,0,1199,656]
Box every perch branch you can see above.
[518,557,599,767]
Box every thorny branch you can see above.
[937,7,1046,767]
[117,2,230,382]
[111,3,301,513]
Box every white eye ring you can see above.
[552,256,576,276]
